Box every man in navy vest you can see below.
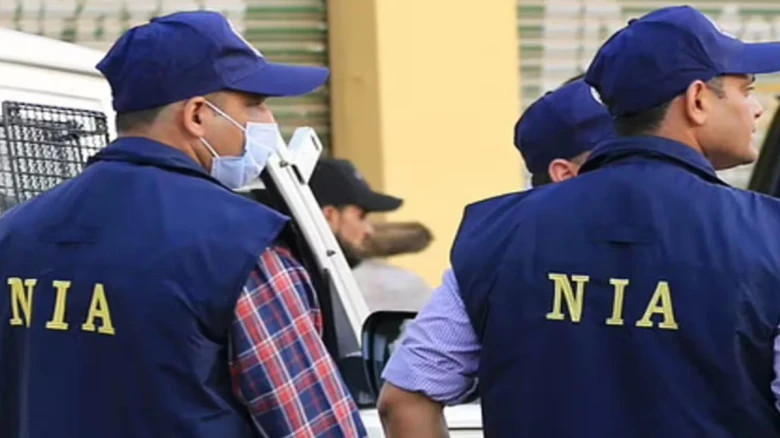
[377,77,614,436]
[0,11,366,438]
[448,6,780,437]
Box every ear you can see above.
[683,80,711,126]
[322,205,340,230]
[181,96,210,138]
[547,158,579,183]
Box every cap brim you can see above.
[230,62,330,97]
[357,191,403,213]
[736,41,780,75]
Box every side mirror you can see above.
[338,352,377,409]
[361,310,417,399]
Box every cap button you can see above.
[627,18,638,25]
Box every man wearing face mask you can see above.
[0,11,366,438]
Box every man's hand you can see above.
[377,382,449,438]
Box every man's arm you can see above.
[378,383,451,438]
[378,269,481,438]
[231,245,367,438]
[772,329,780,413]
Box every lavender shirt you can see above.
[382,269,480,405]
[383,269,780,411]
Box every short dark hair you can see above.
[613,76,725,137]
[563,72,586,85]
[705,76,725,98]
[115,106,165,133]
[531,171,553,187]
[530,151,590,187]
[613,100,672,137]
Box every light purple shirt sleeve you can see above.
[772,332,780,412]
[381,269,480,405]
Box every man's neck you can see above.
[651,126,705,156]
[117,130,208,170]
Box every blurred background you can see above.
[2,0,779,287]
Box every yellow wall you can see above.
[328,0,522,286]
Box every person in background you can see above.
[309,157,403,267]
[376,77,614,437]
[0,11,366,438]
[353,220,435,312]
[309,158,435,311]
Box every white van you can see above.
[0,27,483,437]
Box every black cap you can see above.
[309,158,403,213]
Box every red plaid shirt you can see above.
[231,246,367,437]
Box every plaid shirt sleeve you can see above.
[231,245,367,438]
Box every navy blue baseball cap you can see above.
[515,79,615,175]
[586,6,780,117]
[96,10,329,113]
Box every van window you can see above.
[0,100,108,212]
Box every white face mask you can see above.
[200,101,280,189]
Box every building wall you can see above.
[328,0,523,286]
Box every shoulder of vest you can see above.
[458,190,535,228]
[464,189,534,211]
[450,190,534,267]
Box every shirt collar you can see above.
[580,135,728,186]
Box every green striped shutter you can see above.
[243,1,331,153]
[0,2,249,49]
[518,0,780,188]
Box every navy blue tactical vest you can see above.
[453,136,780,437]
[0,137,288,438]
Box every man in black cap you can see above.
[309,157,403,268]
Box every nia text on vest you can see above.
[7,277,115,335]
[546,273,679,330]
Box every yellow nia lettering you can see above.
[546,273,589,323]
[81,283,115,335]
[636,281,679,330]
[8,277,36,327]
[606,278,629,326]
[45,280,71,331]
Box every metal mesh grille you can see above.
[0,102,109,210]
